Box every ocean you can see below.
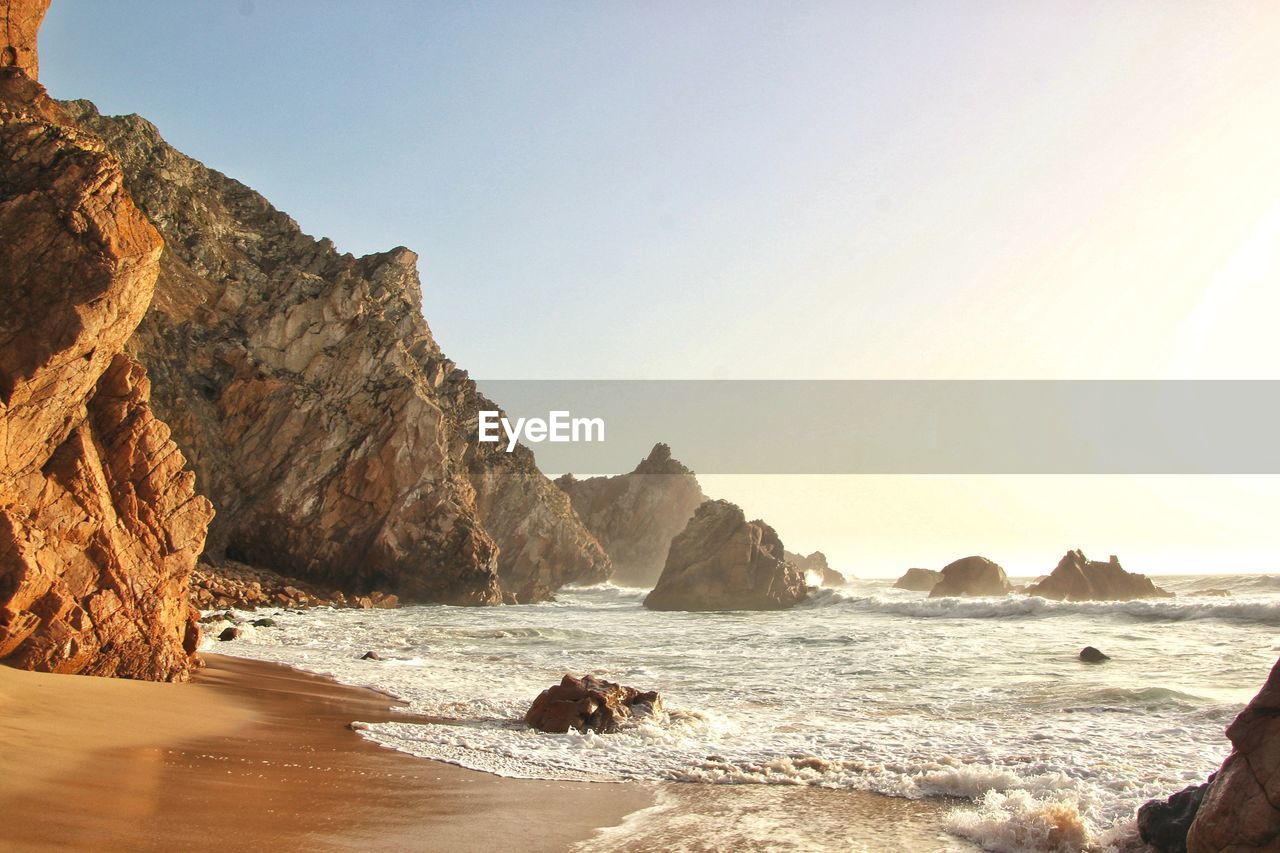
[202,574,1280,851]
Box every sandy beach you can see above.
[0,654,653,852]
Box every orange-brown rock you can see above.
[644,500,809,611]
[525,674,662,734]
[555,443,706,587]
[0,34,213,680]
[1186,657,1280,851]
[1,0,50,79]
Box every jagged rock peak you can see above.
[634,442,691,475]
[2,0,50,79]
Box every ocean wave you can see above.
[945,790,1092,853]
[809,592,1280,625]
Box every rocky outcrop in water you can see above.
[554,443,705,588]
[1026,550,1169,601]
[785,550,847,587]
[644,500,809,611]
[525,673,662,734]
[928,556,1011,598]
[191,561,397,611]
[1139,780,1211,853]
[0,3,212,680]
[1185,657,1280,851]
[64,100,609,605]
[894,568,942,592]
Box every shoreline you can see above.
[0,654,653,851]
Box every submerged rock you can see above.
[785,550,848,587]
[217,627,243,642]
[1186,656,1280,851]
[894,568,942,592]
[555,443,706,588]
[524,674,661,734]
[1079,646,1110,663]
[643,500,808,611]
[928,556,1012,598]
[1138,780,1211,853]
[1026,550,1170,601]
[359,651,382,661]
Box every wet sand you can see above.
[0,654,652,851]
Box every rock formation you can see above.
[64,100,609,604]
[1026,550,1170,601]
[0,1,213,680]
[524,673,662,734]
[644,500,809,611]
[785,550,847,587]
[555,443,705,588]
[928,556,1012,598]
[1079,646,1110,663]
[190,560,397,611]
[1139,780,1210,853]
[894,568,942,592]
[1,0,49,79]
[1184,656,1280,851]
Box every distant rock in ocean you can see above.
[0,1,212,681]
[928,556,1012,598]
[1026,550,1170,601]
[644,500,808,611]
[785,550,848,587]
[1079,646,1110,663]
[894,568,942,592]
[64,100,610,605]
[555,443,705,588]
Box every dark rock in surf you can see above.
[894,568,942,592]
[525,674,662,734]
[1138,780,1211,853]
[217,627,243,641]
[928,556,1012,598]
[785,550,848,587]
[360,651,383,661]
[1079,646,1110,663]
[1026,550,1170,601]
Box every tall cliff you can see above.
[0,1,213,680]
[63,101,609,604]
[555,443,705,587]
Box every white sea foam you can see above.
[204,573,1277,850]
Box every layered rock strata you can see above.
[555,443,705,587]
[644,500,808,611]
[0,1,212,680]
[65,100,609,604]
[1026,549,1170,601]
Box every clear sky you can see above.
[40,1,1280,575]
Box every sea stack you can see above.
[643,500,808,611]
[928,556,1012,597]
[785,550,848,587]
[894,568,942,592]
[1026,550,1170,601]
[0,0,213,680]
[555,443,706,587]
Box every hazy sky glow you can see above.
[39,2,1280,574]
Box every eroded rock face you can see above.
[785,550,847,587]
[524,673,662,734]
[1026,550,1169,602]
[0,43,212,680]
[644,500,808,611]
[555,443,705,587]
[65,100,609,604]
[1,0,50,79]
[928,556,1011,598]
[1187,657,1280,852]
[894,568,942,592]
